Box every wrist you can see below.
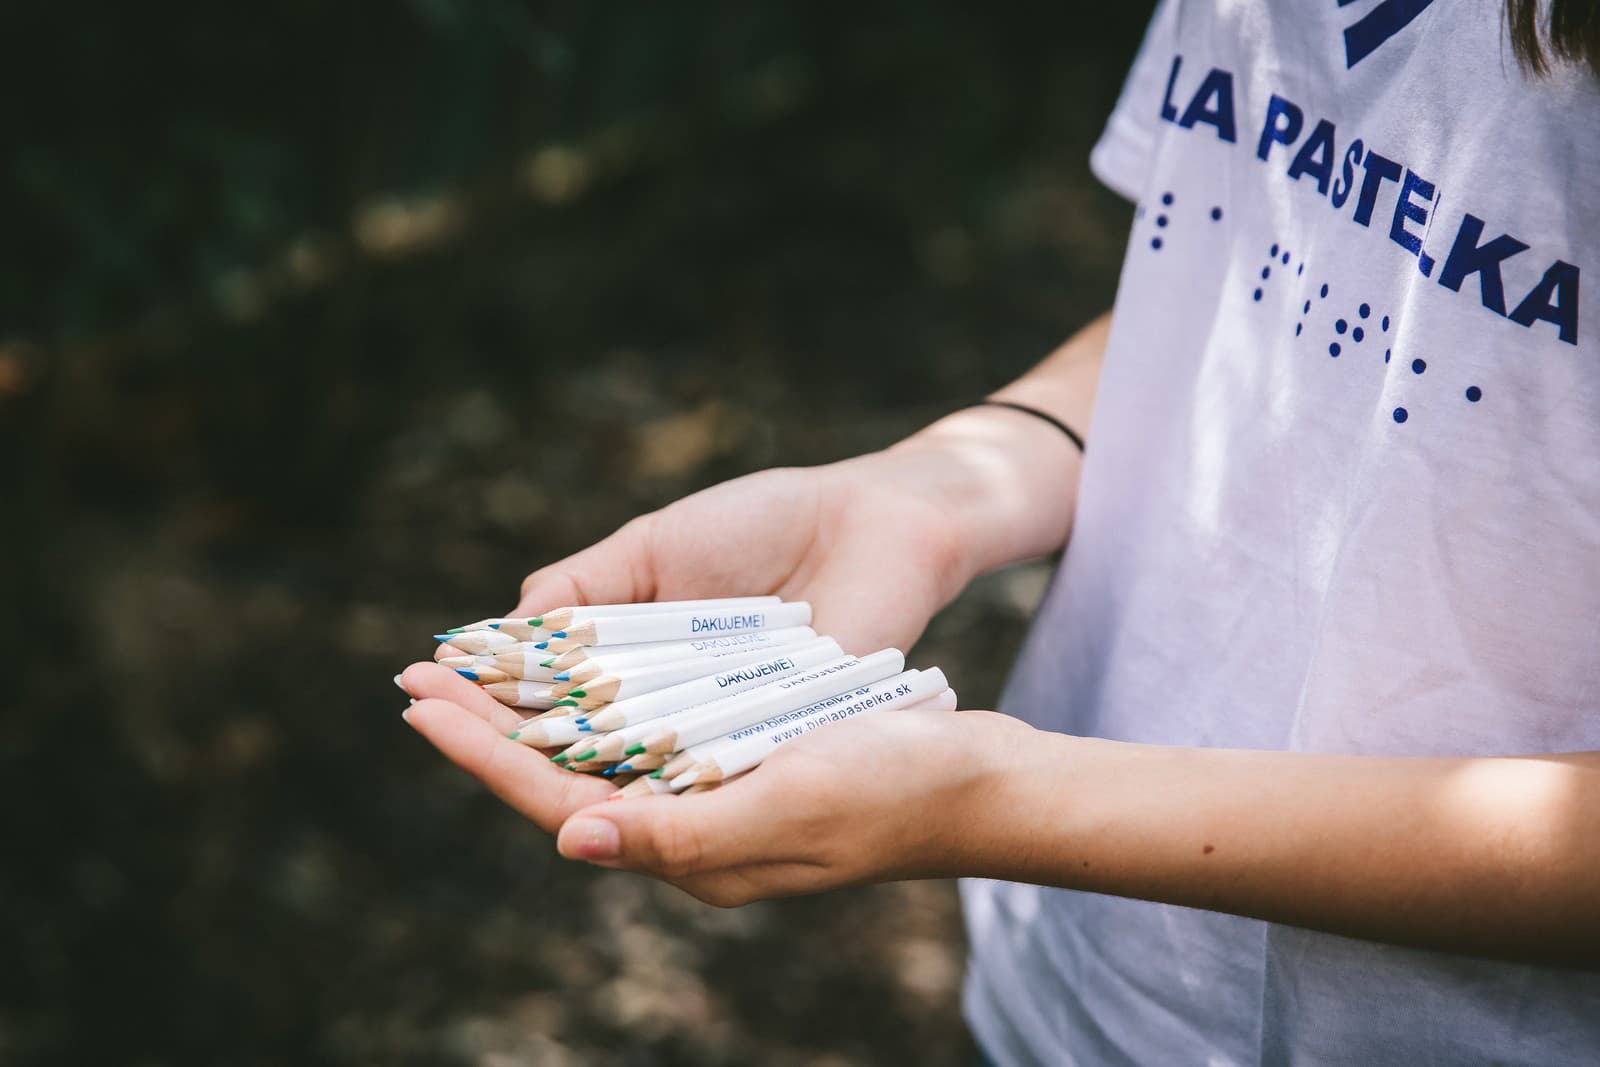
[888,406,1083,578]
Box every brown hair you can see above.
[1506,0,1600,76]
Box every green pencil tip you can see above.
[507,731,520,740]
[552,754,569,765]
[446,626,466,634]
[540,659,555,668]
[574,749,597,762]
[529,617,543,627]
[569,689,586,699]
[648,770,663,779]
[555,699,580,708]
[624,744,646,757]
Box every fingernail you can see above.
[565,818,620,860]
[401,706,413,724]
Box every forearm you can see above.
[974,735,1600,967]
[883,311,1110,580]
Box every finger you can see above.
[401,661,524,734]
[402,698,613,832]
[554,788,783,876]
[512,514,660,615]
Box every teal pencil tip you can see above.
[445,626,466,634]
[507,731,520,740]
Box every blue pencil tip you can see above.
[488,622,504,629]
[553,672,570,681]
[534,641,549,650]
[573,716,588,725]
[455,668,478,681]
[615,763,632,773]
[602,767,618,777]
[432,634,453,643]
[578,724,592,732]
[550,631,567,639]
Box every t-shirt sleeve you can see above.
[1090,0,1181,203]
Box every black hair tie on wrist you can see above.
[974,399,1086,455]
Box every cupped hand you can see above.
[548,706,1037,906]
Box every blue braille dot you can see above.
[1329,342,1341,357]
[1270,243,1279,257]
[1295,323,1303,335]
[1335,319,1347,334]
[1210,206,1223,221]
[1466,386,1482,402]
[1161,192,1174,206]
[1320,283,1329,298]
[1352,326,1365,342]
[1303,300,1311,313]
[1281,251,1290,265]
[1297,263,1304,276]
[1151,236,1163,250]
[1385,349,1391,363]
[1381,315,1390,331]
[1156,214,1169,228]
[1253,288,1263,301]
[1261,266,1271,279]
[1393,407,1408,423]
[1412,358,1426,374]
[1358,303,1371,319]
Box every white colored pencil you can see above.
[567,636,842,714]
[536,602,812,653]
[488,596,782,640]
[436,630,523,655]
[513,639,840,747]
[557,625,818,683]
[583,649,905,761]
[657,669,945,781]
[480,681,567,710]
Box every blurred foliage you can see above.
[0,2,1147,1063]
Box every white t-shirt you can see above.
[961,1,1600,1063]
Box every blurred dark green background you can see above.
[0,3,1146,1063]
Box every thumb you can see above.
[556,792,771,876]
[513,514,660,615]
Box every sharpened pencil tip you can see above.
[534,641,549,649]
[529,617,543,627]
[578,725,592,733]
[574,749,597,762]
[553,672,569,682]
[540,659,555,668]
[602,768,617,777]
[555,699,580,708]
[507,731,520,740]
[454,668,478,681]
[550,631,567,639]
[648,770,663,779]
[488,622,503,629]
[432,634,452,642]
[625,744,646,757]
[552,754,569,765]
[445,626,466,634]
[569,689,586,699]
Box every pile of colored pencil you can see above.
[429,597,956,797]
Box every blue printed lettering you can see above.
[1389,169,1437,276]
[1509,262,1580,345]
[1286,119,1337,196]
[1351,150,1402,227]
[1438,214,1529,316]
[1178,68,1237,143]
[1256,94,1304,161]
[1330,138,1364,208]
